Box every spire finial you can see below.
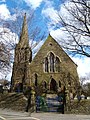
[24,12,26,18]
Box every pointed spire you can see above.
[19,13,29,48]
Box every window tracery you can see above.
[44,52,61,73]
[55,57,60,72]
[50,52,54,72]
[45,57,48,72]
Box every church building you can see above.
[11,14,80,96]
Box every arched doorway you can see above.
[50,78,57,91]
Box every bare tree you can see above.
[80,76,87,86]
[0,17,18,76]
[0,19,12,75]
[57,0,90,57]
[0,42,10,73]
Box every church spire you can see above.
[19,13,29,48]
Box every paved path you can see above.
[0,109,90,120]
[31,113,90,120]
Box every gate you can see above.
[36,94,64,113]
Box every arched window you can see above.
[43,81,47,89]
[45,57,48,72]
[55,57,60,72]
[50,52,54,72]
[59,81,61,87]
[35,73,38,86]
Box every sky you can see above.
[0,0,90,81]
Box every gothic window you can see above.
[25,47,32,62]
[16,49,20,62]
[35,73,38,86]
[21,50,25,61]
[50,52,54,72]
[55,57,60,72]
[17,48,25,62]
[59,81,61,87]
[43,81,47,89]
[45,57,48,72]
[44,52,61,73]
[16,53,19,62]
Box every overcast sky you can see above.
[0,0,90,80]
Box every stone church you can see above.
[11,14,80,96]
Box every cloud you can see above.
[0,0,6,3]
[0,4,10,20]
[50,29,66,41]
[71,57,90,78]
[43,0,90,45]
[24,0,43,9]
[50,28,74,47]
[0,27,18,44]
[32,40,44,58]
[42,7,60,23]
[42,2,60,32]
[0,4,16,20]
